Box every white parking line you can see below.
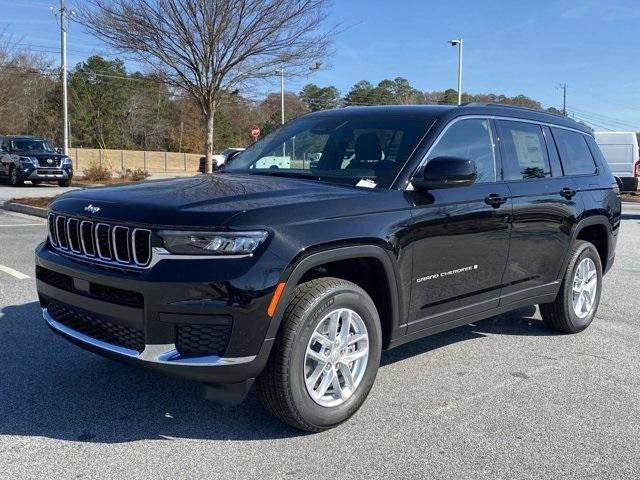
[0,224,45,227]
[1,211,46,221]
[0,264,31,280]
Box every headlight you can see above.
[19,156,35,165]
[61,157,72,166]
[157,230,268,255]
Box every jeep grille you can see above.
[48,213,151,268]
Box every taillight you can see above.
[635,159,640,177]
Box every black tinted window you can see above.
[426,118,496,183]
[551,128,597,175]
[497,120,550,180]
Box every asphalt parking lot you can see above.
[1,206,639,479]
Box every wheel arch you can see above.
[266,245,402,349]
[566,215,612,275]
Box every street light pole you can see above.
[449,38,464,105]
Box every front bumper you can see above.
[21,166,73,181]
[35,241,283,395]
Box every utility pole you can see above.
[52,1,71,154]
[560,83,567,116]
[278,68,285,125]
[276,67,285,157]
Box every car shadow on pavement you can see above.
[381,305,557,366]
[0,301,556,443]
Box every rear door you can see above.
[496,120,581,305]
[407,117,512,332]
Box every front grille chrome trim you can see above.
[43,308,255,366]
[95,223,112,260]
[66,218,81,253]
[79,221,95,257]
[132,228,152,266]
[112,225,130,264]
[55,216,68,250]
[47,213,58,247]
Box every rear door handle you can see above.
[560,187,576,199]
[484,194,508,208]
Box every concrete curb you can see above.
[2,201,48,218]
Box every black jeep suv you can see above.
[35,104,621,431]
[0,135,73,187]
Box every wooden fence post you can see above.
[120,150,124,171]
[164,151,168,172]
[183,152,187,171]
[143,151,147,171]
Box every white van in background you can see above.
[594,132,639,192]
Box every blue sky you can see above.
[1,0,639,130]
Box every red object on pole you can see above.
[251,127,260,140]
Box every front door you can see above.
[407,117,512,333]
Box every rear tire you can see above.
[9,166,23,187]
[256,278,382,432]
[540,240,602,333]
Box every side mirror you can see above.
[55,147,62,154]
[412,156,477,191]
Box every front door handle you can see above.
[560,187,577,199]
[485,194,508,208]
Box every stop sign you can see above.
[251,127,260,139]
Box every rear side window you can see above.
[496,120,550,180]
[551,128,597,175]
[426,118,496,183]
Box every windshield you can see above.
[222,113,431,188]
[11,139,55,153]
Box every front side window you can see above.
[497,120,550,180]
[223,114,432,188]
[551,128,597,176]
[425,118,496,183]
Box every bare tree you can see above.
[0,29,54,136]
[77,0,332,171]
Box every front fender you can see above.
[264,244,403,346]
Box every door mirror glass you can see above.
[413,156,477,191]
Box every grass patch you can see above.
[8,197,54,209]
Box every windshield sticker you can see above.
[356,179,377,188]
[416,264,478,284]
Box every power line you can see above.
[566,106,639,131]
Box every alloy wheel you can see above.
[572,257,597,319]
[304,308,369,407]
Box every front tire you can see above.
[256,278,382,432]
[540,240,602,333]
[58,179,71,187]
[9,166,23,187]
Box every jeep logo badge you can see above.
[84,204,100,214]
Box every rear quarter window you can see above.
[551,128,597,176]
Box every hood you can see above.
[16,152,66,159]
[49,173,370,228]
